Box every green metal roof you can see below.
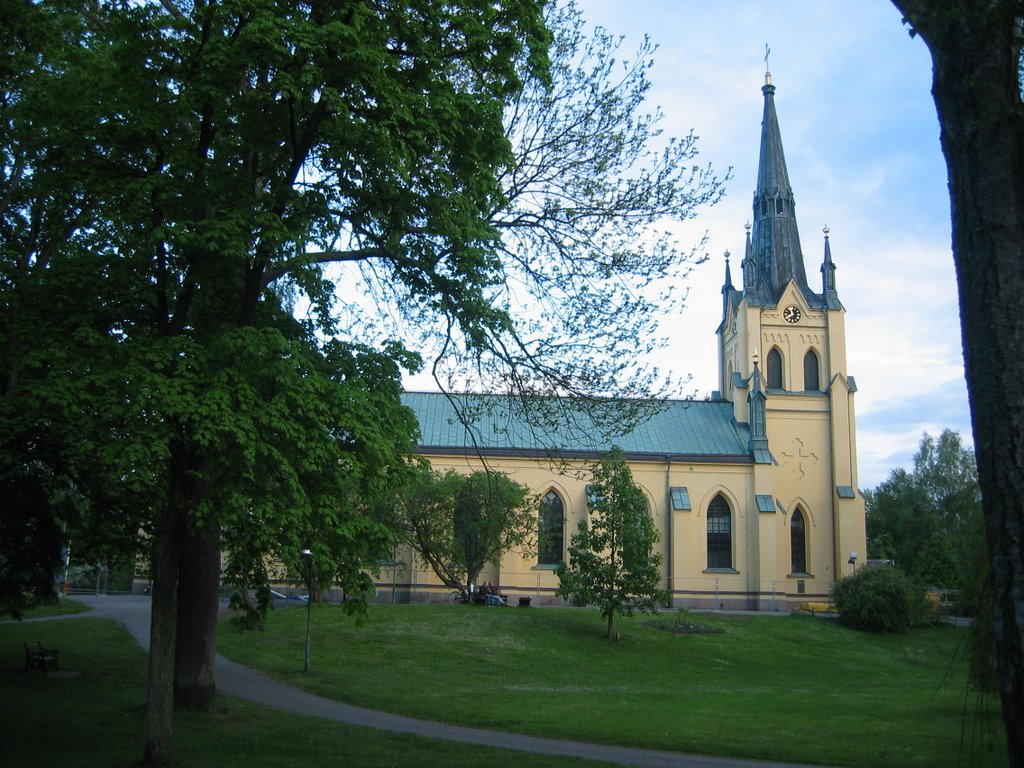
[402,392,752,463]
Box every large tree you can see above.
[865,429,980,585]
[556,447,667,640]
[2,1,724,764]
[889,3,1024,762]
[3,1,549,764]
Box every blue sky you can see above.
[572,0,972,488]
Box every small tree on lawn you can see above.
[395,467,535,595]
[557,447,667,639]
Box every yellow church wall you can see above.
[763,398,837,598]
[824,309,850,375]
[385,448,823,610]
[385,265,864,610]
[662,464,752,608]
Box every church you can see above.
[382,74,867,611]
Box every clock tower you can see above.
[716,73,866,604]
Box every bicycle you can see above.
[448,588,469,605]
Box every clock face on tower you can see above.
[782,305,802,324]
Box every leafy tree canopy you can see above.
[865,429,980,585]
[557,447,667,639]
[394,467,535,594]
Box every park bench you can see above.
[24,641,59,674]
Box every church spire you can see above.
[742,221,755,293]
[749,73,808,304]
[721,250,734,321]
[748,351,770,463]
[821,225,841,309]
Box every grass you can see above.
[0,617,600,768]
[217,603,1008,768]
[2,596,90,620]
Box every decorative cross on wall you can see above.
[781,438,818,479]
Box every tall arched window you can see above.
[538,490,565,565]
[791,509,807,574]
[707,495,732,569]
[803,350,820,391]
[766,348,783,389]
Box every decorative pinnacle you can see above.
[764,44,772,85]
[752,350,760,366]
[823,225,830,237]
[744,220,752,233]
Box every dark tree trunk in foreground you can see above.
[174,522,221,711]
[143,502,185,766]
[891,3,1024,763]
[143,442,202,766]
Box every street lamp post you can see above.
[301,548,313,673]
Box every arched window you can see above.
[803,350,820,391]
[707,495,732,569]
[791,509,807,574]
[766,348,783,389]
[538,490,565,565]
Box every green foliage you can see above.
[556,447,667,639]
[394,467,535,592]
[206,327,420,624]
[913,531,963,588]
[866,429,980,586]
[0,461,64,618]
[833,566,923,633]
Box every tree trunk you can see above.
[142,504,185,766]
[142,441,199,767]
[889,3,1024,762]
[174,520,221,711]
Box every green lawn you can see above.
[5,596,90,619]
[217,604,1008,768]
[0,617,598,768]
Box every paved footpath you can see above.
[24,595,835,768]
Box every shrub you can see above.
[833,566,921,633]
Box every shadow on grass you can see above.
[0,616,602,768]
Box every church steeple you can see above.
[749,73,809,304]
[741,221,755,293]
[720,250,734,322]
[821,226,841,309]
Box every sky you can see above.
[566,0,973,489]
[395,1,972,490]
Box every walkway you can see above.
[25,595,835,768]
